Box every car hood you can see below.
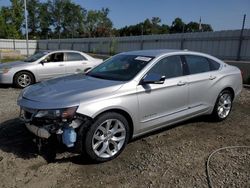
[21,74,124,108]
[0,61,31,68]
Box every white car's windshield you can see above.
[24,52,48,62]
[87,54,154,81]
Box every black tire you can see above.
[14,71,35,88]
[211,90,233,121]
[83,112,130,163]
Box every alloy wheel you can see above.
[17,73,31,87]
[217,93,232,119]
[92,119,126,158]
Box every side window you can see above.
[185,55,210,74]
[66,52,86,61]
[148,56,183,79]
[208,58,221,71]
[46,53,64,62]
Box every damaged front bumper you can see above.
[26,123,51,139]
[19,107,88,148]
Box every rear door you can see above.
[65,52,88,75]
[37,52,66,80]
[184,55,220,111]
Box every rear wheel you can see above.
[83,112,130,162]
[14,71,35,88]
[211,90,233,121]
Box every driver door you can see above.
[37,52,66,80]
[136,55,189,133]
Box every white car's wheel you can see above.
[14,71,35,88]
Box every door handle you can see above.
[59,64,64,66]
[209,75,217,80]
[177,81,187,86]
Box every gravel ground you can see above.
[0,86,249,188]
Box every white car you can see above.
[0,50,103,88]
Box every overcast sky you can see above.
[1,0,250,31]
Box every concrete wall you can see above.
[0,29,250,61]
[0,39,37,56]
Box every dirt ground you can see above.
[0,86,249,188]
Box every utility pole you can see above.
[237,14,246,61]
[24,0,29,56]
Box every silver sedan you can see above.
[0,50,103,88]
[18,49,242,162]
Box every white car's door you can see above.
[37,52,66,80]
[136,55,189,133]
[184,55,220,111]
[65,52,88,74]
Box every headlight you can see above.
[35,106,78,119]
[0,67,10,74]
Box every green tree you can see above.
[117,17,169,36]
[186,21,213,32]
[39,0,53,39]
[170,17,185,33]
[61,1,86,38]
[27,0,40,39]
[186,21,199,32]
[10,0,24,38]
[0,6,20,39]
[52,0,65,39]
[151,17,162,34]
[159,24,170,34]
[0,1,24,39]
[0,9,7,38]
[86,8,113,37]
[143,18,152,35]
[151,17,161,25]
[51,0,87,39]
[201,24,213,32]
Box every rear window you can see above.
[66,52,86,61]
[208,59,221,71]
[185,55,210,74]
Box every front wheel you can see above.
[14,71,35,88]
[211,90,233,121]
[83,112,130,162]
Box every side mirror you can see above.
[141,73,165,85]
[40,58,48,65]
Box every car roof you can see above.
[39,50,84,54]
[120,49,218,59]
[121,49,183,57]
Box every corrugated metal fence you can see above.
[1,29,250,60]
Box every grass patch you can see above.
[0,58,24,63]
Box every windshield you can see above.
[87,54,154,81]
[24,52,47,62]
